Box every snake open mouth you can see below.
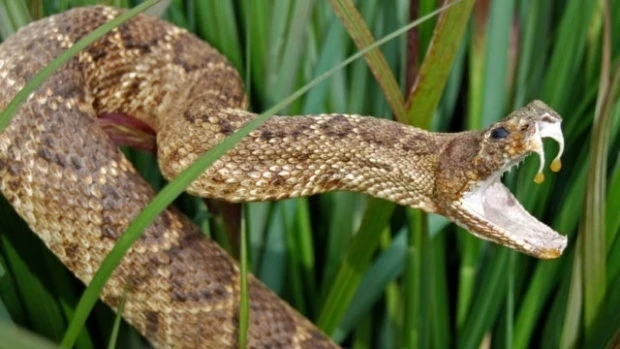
[457,115,567,259]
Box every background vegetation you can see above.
[0,0,618,348]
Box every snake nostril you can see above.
[521,123,530,131]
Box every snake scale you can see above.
[0,6,567,348]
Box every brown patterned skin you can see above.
[0,6,566,349]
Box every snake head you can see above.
[435,100,566,259]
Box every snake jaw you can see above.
[452,105,567,259]
[457,177,567,259]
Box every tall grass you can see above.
[0,0,618,348]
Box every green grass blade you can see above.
[0,300,11,323]
[328,0,406,120]
[404,209,424,348]
[0,252,25,325]
[430,230,450,349]
[238,214,249,349]
[0,0,31,39]
[540,0,597,108]
[560,237,582,348]
[194,0,242,73]
[238,4,251,345]
[332,228,406,342]
[584,273,620,348]
[271,0,316,111]
[512,0,540,107]
[257,204,286,293]
[301,16,347,114]
[0,322,58,349]
[246,202,271,268]
[0,226,66,342]
[332,215,450,342]
[105,287,128,349]
[465,0,487,130]
[607,153,620,252]
[416,0,439,59]
[293,200,317,312]
[321,193,359,288]
[513,162,588,348]
[608,153,620,283]
[264,0,290,104]
[458,249,509,349]
[582,9,617,335]
[405,0,475,129]
[240,0,268,100]
[316,200,395,336]
[281,201,308,315]
[479,0,514,125]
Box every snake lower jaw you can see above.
[453,176,567,259]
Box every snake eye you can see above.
[491,126,509,139]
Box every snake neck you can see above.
[156,108,447,212]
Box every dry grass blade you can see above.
[328,0,407,121]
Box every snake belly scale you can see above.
[0,6,566,348]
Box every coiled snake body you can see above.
[0,6,567,348]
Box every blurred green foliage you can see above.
[0,0,618,348]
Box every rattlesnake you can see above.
[0,6,567,348]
